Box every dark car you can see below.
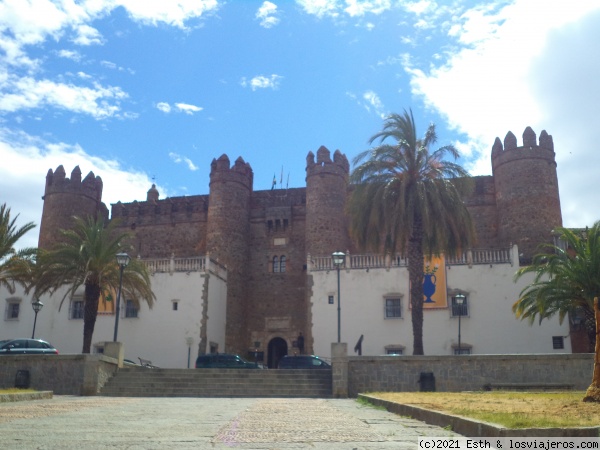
[195,353,259,369]
[0,338,59,355]
[277,355,331,369]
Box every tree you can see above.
[512,223,600,402]
[348,110,475,355]
[0,203,36,293]
[34,216,156,353]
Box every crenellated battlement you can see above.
[111,194,209,221]
[43,165,103,202]
[305,146,349,181]
[209,154,254,190]
[491,127,555,167]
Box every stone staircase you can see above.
[99,367,332,398]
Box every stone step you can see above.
[99,368,332,398]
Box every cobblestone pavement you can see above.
[0,396,460,449]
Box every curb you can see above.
[359,394,600,438]
[0,391,54,403]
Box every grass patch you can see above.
[367,391,600,429]
[0,388,37,394]
[356,396,387,410]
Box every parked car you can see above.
[277,355,330,369]
[0,338,58,355]
[195,353,260,369]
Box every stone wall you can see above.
[344,354,593,397]
[0,354,118,396]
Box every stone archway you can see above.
[267,337,288,369]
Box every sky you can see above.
[1,0,599,250]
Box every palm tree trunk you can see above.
[583,297,600,402]
[409,219,425,355]
[82,282,101,354]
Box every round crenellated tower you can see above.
[305,146,350,257]
[38,165,107,249]
[491,127,562,262]
[206,154,253,353]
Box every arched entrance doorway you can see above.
[267,337,288,368]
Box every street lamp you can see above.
[31,299,44,339]
[113,252,131,342]
[454,294,466,355]
[332,251,346,343]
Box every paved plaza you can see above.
[0,396,460,449]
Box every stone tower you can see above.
[38,165,106,249]
[491,127,562,262]
[305,146,350,257]
[206,155,253,353]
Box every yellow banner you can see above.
[422,256,447,309]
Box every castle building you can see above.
[2,127,578,367]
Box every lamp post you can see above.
[332,251,346,343]
[31,299,44,339]
[113,252,131,342]
[455,294,466,354]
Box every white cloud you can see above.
[169,152,198,171]
[156,102,202,115]
[115,0,220,28]
[241,74,283,91]
[72,24,104,46]
[401,0,600,228]
[362,90,386,118]
[0,76,127,118]
[175,103,203,115]
[0,0,220,118]
[295,0,340,19]
[256,1,280,28]
[344,0,391,17]
[57,49,82,61]
[0,128,156,250]
[156,102,172,113]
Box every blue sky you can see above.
[2,0,599,250]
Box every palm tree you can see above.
[0,203,37,293]
[348,110,475,355]
[34,216,156,353]
[513,223,600,402]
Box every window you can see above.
[552,336,564,349]
[451,294,469,317]
[279,255,286,273]
[385,347,404,355]
[384,297,402,318]
[328,295,334,305]
[125,300,138,318]
[172,301,178,311]
[5,298,21,320]
[70,300,84,319]
[453,347,472,355]
[273,255,286,273]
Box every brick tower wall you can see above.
[492,127,562,262]
[462,175,500,248]
[206,155,253,354]
[110,194,209,258]
[245,188,309,359]
[38,165,106,250]
[305,146,351,256]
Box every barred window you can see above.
[451,295,469,317]
[384,298,402,319]
[272,256,279,273]
[279,255,286,273]
[71,300,84,319]
[125,300,138,318]
[4,299,20,320]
